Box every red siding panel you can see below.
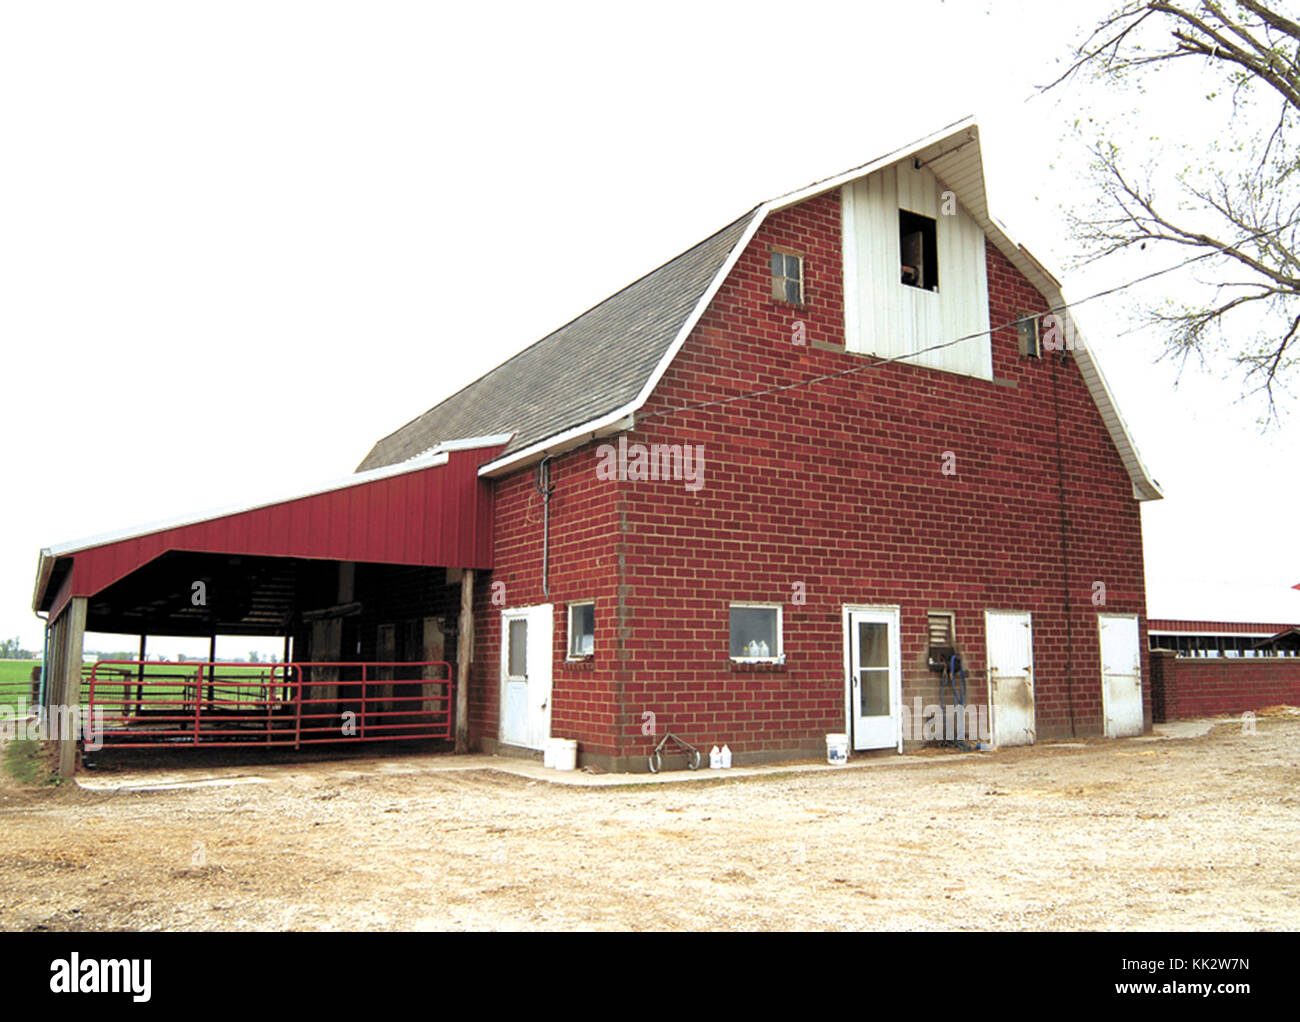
[52,447,498,610]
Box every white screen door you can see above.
[1099,613,1143,738]
[845,606,901,751]
[985,610,1035,747]
[500,605,553,749]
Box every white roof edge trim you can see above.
[434,432,515,453]
[43,450,453,560]
[1073,343,1163,501]
[406,432,516,462]
[478,414,635,477]
[762,115,979,215]
[480,118,1162,502]
[32,554,54,614]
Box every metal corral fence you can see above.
[84,660,454,750]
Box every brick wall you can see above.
[469,439,625,760]
[616,190,1149,764]
[1149,650,1300,721]
[474,187,1152,769]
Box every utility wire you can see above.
[639,218,1299,422]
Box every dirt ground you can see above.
[2,716,1298,931]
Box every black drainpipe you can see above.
[1050,350,1077,737]
[536,455,556,598]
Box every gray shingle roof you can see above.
[356,209,759,471]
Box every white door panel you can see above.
[844,606,901,752]
[1100,613,1143,738]
[500,605,553,750]
[526,604,553,749]
[985,611,1035,747]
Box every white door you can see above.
[1099,613,1143,738]
[500,605,553,749]
[985,610,1035,747]
[844,606,902,752]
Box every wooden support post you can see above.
[136,634,146,716]
[282,634,291,703]
[207,634,217,708]
[421,616,447,719]
[57,597,88,778]
[455,568,474,753]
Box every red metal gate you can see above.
[84,660,454,749]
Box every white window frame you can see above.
[1016,313,1041,358]
[504,612,529,681]
[728,602,784,664]
[770,249,805,305]
[567,600,595,659]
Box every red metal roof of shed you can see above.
[34,437,506,621]
[1146,619,1298,634]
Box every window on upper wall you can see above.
[899,210,938,291]
[568,601,594,658]
[729,603,782,662]
[1017,313,1041,358]
[770,250,804,305]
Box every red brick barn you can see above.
[32,119,1161,773]
[357,118,1162,770]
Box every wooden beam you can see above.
[57,597,87,778]
[455,568,474,753]
[300,601,363,622]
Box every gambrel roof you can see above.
[358,118,1162,501]
[356,211,758,470]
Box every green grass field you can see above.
[0,659,40,703]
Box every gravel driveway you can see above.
[2,714,1297,930]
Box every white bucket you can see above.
[542,742,555,769]
[549,738,578,771]
[825,733,849,766]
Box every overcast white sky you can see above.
[2,0,1297,656]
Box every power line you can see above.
[640,218,1299,422]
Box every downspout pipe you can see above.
[536,455,556,598]
[1050,351,1077,737]
[35,611,49,709]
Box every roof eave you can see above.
[32,549,54,615]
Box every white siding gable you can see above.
[841,160,992,379]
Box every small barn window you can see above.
[507,618,528,679]
[770,250,804,305]
[899,210,938,291]
[568,601,595,658]
[730,604,782,661]
[1017,314,1041,358]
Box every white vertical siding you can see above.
[841,162,992,380]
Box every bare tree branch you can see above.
[1047,1,1300,416]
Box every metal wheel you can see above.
[686,749,701,770]
[648,750,662,774]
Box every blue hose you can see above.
[938,654,973,750]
